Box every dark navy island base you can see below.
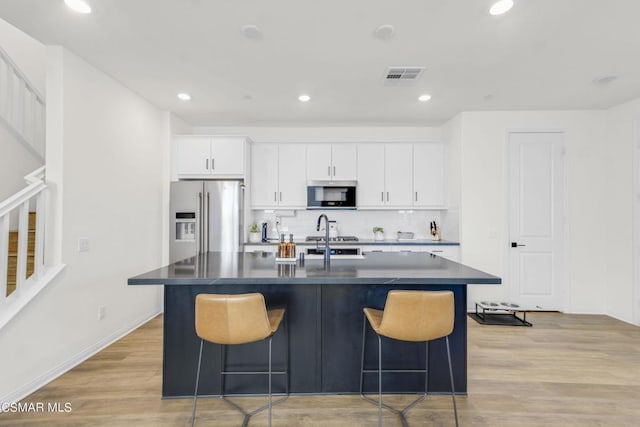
[128,251,501,398]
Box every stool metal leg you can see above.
[359,314,367,396]
[191,339,204,427]
[445,336,459,427]
[268,336,273,427]
[377,335,382,427]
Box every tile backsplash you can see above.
[251,209,458,242]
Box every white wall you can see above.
[0,125,42,201]
[0,18,46,95]
[456,111,609,314]
[0,47,166,400]
[0,18,46,201]
[192,126,442,143]
[604,98,640,324]
[441,114,463,244]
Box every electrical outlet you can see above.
[78,238,90,252]
[98,306,106,320]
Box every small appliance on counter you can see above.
[328,220,338,238]
[397,231,415,241]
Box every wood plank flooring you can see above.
[1,313,639,426]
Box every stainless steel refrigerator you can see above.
[170,180,244,263]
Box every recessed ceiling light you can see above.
[489,0,514,16]
[418,94,432,102]
[241,24,262,40]
[177,93,191,101]
[298,94,311,102]
[374,24,395,40]
[64,0,92,14]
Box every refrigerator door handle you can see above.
[198,192,203,253]
[206,192,211,253]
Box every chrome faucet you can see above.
[316,214,331,263]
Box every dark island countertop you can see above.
[128,251,501,286]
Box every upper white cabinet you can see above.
[306,144,356,181]
[356,144,386,207]
[357,143,413,208]
[251,143,306,209]
[385,144,414,206]
[175,136,246,178]
[357,142,445,209]
[413,143,445,208]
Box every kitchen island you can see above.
[128,251,500,398]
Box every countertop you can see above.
[246,239,460,246]
[128,251,500,286]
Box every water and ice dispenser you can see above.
[175,212,196,241]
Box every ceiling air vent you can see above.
[385,66,425,81]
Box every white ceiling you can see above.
[1,0,639,127]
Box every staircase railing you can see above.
[0,166,46,306]
[0,45,45,161]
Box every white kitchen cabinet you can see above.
[251,143,306,209]
[413,143,445,208]
[385,144,414,207]
[356,144,386,207]
[306,144,356,181]
[425,246,459,261]
[278,144,307,207]
[357,143,413,208]
[251,144,279,207]
[175,135,245,178]
[392,245,460,261]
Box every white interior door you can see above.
[508,132,565,310]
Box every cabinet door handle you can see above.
[279,192,282,201]
[211,158,215,170]
[415,192,418,202]
[386,192,389,202]
[432,250,443,253]
[205,158,209,170]
[381,192,384,202]
[333,166,336,176]
[274,192,277,202]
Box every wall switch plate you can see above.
[98,306,106,320]
[78,238,90,252]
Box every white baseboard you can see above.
[0,309,162,406]
[604,311,636,325]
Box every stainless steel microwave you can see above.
[307,181,357,209]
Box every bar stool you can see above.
[191,293,288,427]
[360,290,458,427]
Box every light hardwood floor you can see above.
[1,313,639,426]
